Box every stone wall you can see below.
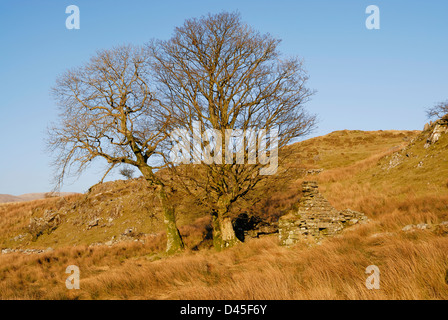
[279,181,367,246]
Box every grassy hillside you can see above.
[1,128,447,299]
[0,129,418,250]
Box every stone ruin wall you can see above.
[279,181,367,246]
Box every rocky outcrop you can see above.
[1,247,54,255]
[279,181,367,246]
[402,221,448,235]
[28,210,62,241]
[424,115,448,148]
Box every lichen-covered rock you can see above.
[28,210,62,241]
[424,115,448,148]
[279,181,367,246]
[401,221,448,234]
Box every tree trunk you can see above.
[139,165,184,254]
[157,185,184,254]
[212,211,223,251]
[212,197,240,251]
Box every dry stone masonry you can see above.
[279,181,367,246]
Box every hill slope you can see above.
[0,129,419,250]
[0,127,447,300]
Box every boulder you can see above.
[424,116,448,148]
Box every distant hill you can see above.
[0,194,23,203]
[0,192,79,204]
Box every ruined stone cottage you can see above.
[279,181,367,246]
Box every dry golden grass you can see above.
[1,226,447,300]
[1,178,447,300]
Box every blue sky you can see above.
[0,0,447,195]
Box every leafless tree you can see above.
[119,167,134,180]
[148,12,315,250]
[47,45,184,253]
[426,100,448,120]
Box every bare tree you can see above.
[426,100,448,120]
[148,12,315,250]
[47,45,184,254]
[119,167,134,180]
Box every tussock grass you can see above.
[1,229,447,299]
